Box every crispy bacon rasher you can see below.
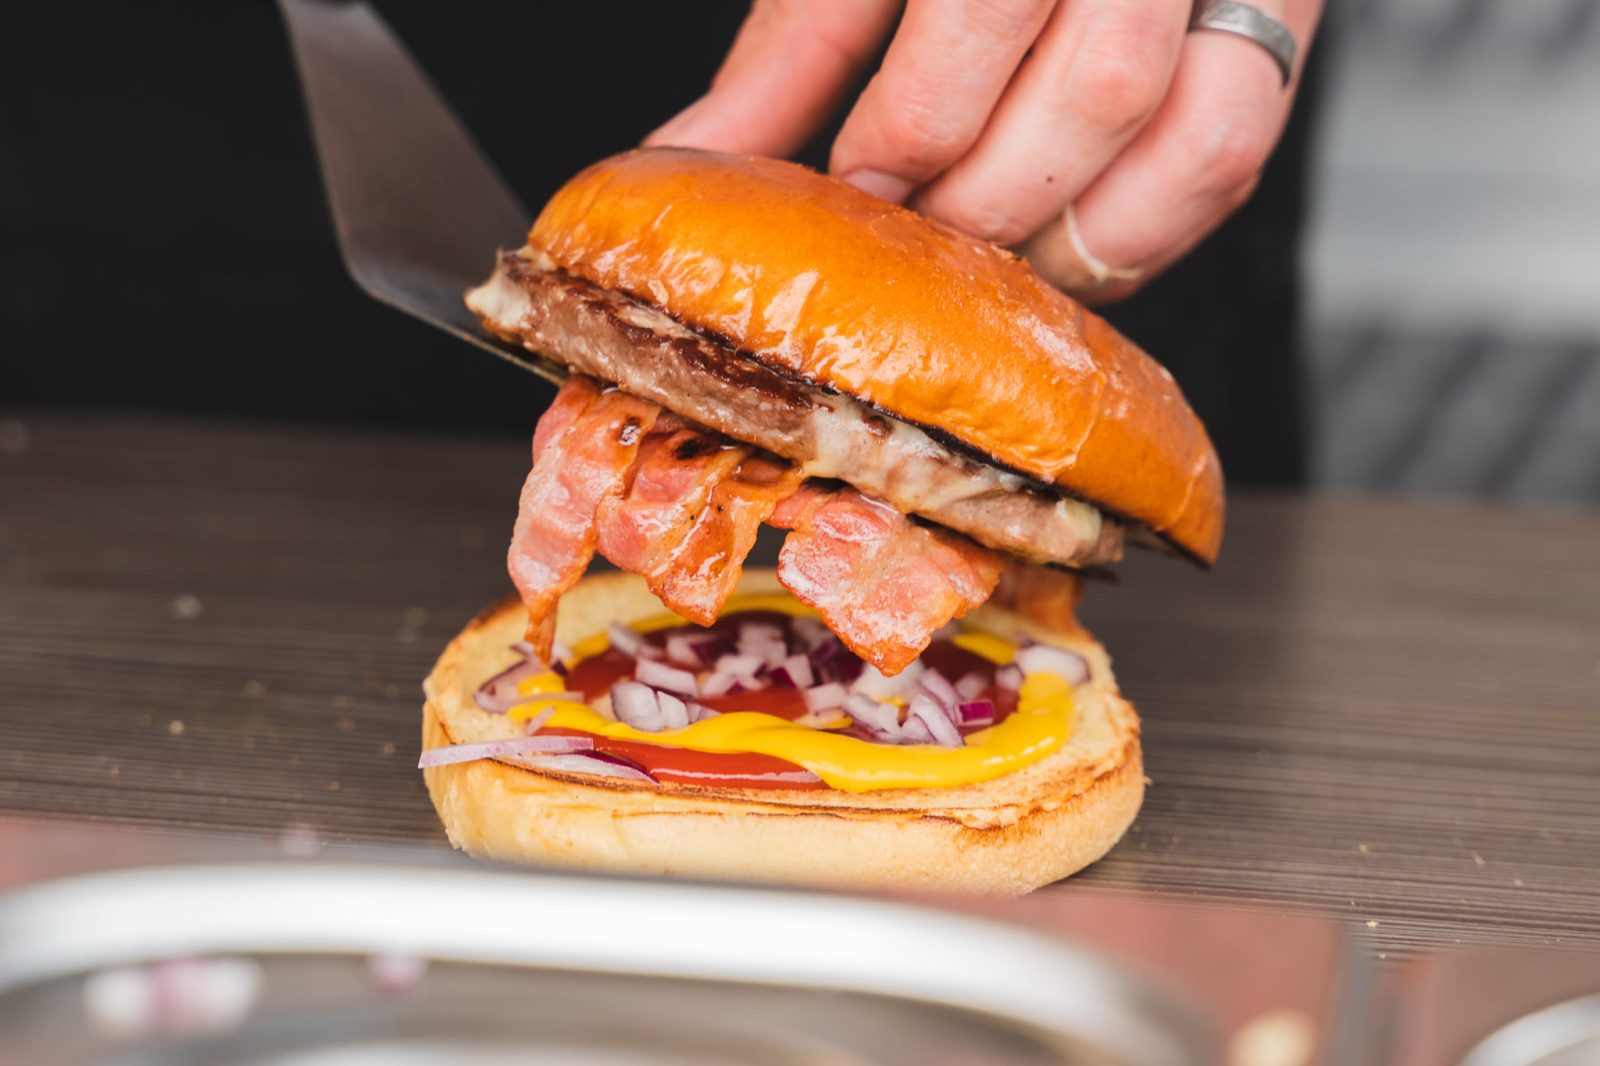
[507,378,660,656]
[767,486,1002,674]
[508,377,1003,674]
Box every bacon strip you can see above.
[768,486,1003,674]
[508,377,661,655]
[595,430,744,616]
[652,452,803,624]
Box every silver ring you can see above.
[1188,0,1297,87]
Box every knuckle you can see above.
[874,95,974,171]
[1191,109,1274,191]
[1067,12,1175,133]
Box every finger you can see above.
[646,0,900,158]
[828,0,1057,203]
[912,0,1190,243]
[1022,0,1323,294]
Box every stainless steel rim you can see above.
[0,861,1213,1066]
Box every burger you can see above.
[420,148,1222,895]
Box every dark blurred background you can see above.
[6,2,1592,498]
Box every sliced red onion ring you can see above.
[850,660,924,700]
[511,751,657,783]
[996,664,1024,692]
[954,671,989,701]
[1016,645,1090,685]
[956,699,995,726]
[417,734,593,769]
[634,658,699,696]
[802,682,848,712]
[905,694,963,747]
[771,654,814,690]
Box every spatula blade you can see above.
[279,0,563,383]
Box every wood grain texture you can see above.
[1,412,1597,958]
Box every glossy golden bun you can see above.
[421,570,1143,896]
[528,148,1223,564]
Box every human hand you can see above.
[647,0,1322,301]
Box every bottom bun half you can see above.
[421,570,1144,896]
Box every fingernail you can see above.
[842,169,915,204]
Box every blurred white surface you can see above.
[1301,1,1600,500]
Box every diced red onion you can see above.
[611,681,662,730]
[738,620,783,645]
[906,694,963,747]
[916,668,959,709]
[851,660,924,700]
[737,621,788,666]
[895,711,937,745]
[829,654,865,685]
[791,617,832,651]
[806,637,843,667]
[954,671,989,701]
[473,655,551,713]
[1016,645,1090,685]
[843,694,902,739]
[509,641,534,656]
[551,641,574,669]
[802,682,848,712]
[417,734,593,769]
[607,622,644,657]
[996,664,1024,691]
[713,653,763,676]
[956,699,995,726]
[656,691,690,730]
[511,751,656,783]
[665,631,724,667]
[686,702,721,724]
[520,707,553,735]
[634,657,699,696]
[772,654,815,690]
[698,670,741,698]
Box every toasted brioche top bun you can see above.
[528,148,1223,564]
[421,569,1143,895]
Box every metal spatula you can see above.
[278,0,563,384]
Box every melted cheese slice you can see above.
[508,594,1077,793]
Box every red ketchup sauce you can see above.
[555,611,1011,790]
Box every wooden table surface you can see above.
[2,411,1597,958]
